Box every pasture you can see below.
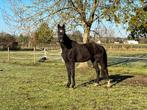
[0,49,147,110]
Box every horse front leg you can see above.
[70,62,75,88]
[65,62,71,88]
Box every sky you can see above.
[0,0,9,33]
[0,0,129,38]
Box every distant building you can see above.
[124,40,139,44]
[114,42,120,44]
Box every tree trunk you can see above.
[83,26,90,43]
[77,25,90,68]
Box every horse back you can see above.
[73,42,104,62]
[84,42,105,55]
[61,41,106,63]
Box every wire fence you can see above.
[0,47,62,64]
[0,47,147,66]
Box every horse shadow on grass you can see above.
[76,60,134,88]
[76,54,147,88]
[76,74,134,88]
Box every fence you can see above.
[46,43,147,50]
[0,47,37,64]
[0,47,62,64]
[102,44,147,51]
[0,44,147,64]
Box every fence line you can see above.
[10,57,34,60]
[0,47,37,64]
[0,47,147,64]
[33,47,36,64]
[109,56,147,60]
[0,47,62,63]
[7,47,10,62]
[48,43,147,50]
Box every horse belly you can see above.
[75,49,91,62]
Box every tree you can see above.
[143,1,147,11]
[2,0,145,66]
[18,34,29,47]
[69,31,82,42]
[3,0,145,43]
[93,25,117,38]
[0,32,19,50]
[35,22,53,44]
[128,5,147,40]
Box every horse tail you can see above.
[103,47,108,68]
[101,46,109,79]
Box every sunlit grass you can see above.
[108,49,147,57]
[0,61,147,110]
[0,49,147,109]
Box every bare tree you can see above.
[2,0,144,42]
[1,0,145,67]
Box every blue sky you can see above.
[0,0,129,37]
[0,0,9,33]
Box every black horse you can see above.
[58,24,110,88]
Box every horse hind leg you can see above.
[93,60,100,85]
[99,61,111,87]
[70,62,75,88]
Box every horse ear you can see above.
[58,24,60,28]
[63,24,65,28]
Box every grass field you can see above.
[0,49,147,110]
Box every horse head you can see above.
[57,24,66,43]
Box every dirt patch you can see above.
[122,75,147,87]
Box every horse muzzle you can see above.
[58,39,64,43]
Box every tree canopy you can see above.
[35,22,53,44]
[1,0,146,43]
[128,5,147,40]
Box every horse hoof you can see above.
[106,84,112,88]
[106,80,112,88]
[65,83,71,88]
[66,85,70,88]
[71,84,75,88]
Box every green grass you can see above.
[0,50,147,110]
[107,49,147,75]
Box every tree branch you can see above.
[88,0,99,24]
[68,0,86,24]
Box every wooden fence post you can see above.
[33,47,36,64]
[8,47,10,63]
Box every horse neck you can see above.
[60,43,67,51]
[64,34,71,42]
[60,34,73,50]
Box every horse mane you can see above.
[62,33,77,49]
